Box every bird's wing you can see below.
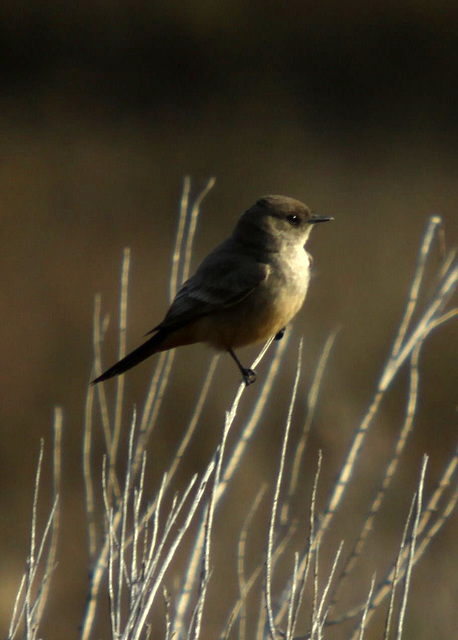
[150,250,270,332]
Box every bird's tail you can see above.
[91,330,168,384]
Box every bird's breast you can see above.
[195,247,312,350]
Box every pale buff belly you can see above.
[192,276,309,350]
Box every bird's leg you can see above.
[274,327,286,340]
[228,349,257,386]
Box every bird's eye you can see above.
[287,213,300,225]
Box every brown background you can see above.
[0,1,457,638]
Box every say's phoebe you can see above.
[92,195,332,386]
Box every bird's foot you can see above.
[242,368,257,386]
[274,327,286,341]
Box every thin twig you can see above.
[92,294,112,451]
[182,177,216,283]
[34,408,62,622]
[170,176,191,301]
[358,574,376,640]
[396,457,428,640]
[283,331,337,524]
[238,485,268,640]
[110,247,131,501]
[287,451,323,638]
[266,340,303,639]
[383,492,416,640]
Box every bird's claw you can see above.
[274,327,286,340]
[242,368,257,386]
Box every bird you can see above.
[92,195,332,386]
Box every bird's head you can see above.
[235,195,333,249]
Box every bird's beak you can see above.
[307,214,334,224]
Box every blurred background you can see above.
[0,1,456,638]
